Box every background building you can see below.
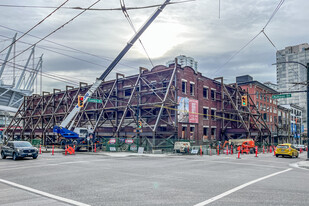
[280,104,304,144]
[237,75,279,143]
[166,55,198,73]
[0,35,42,130]
[276,43,309,131]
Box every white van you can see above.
[174,142,190,153]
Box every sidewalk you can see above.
[296,161,309,170]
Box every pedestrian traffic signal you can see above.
[138,121,142,128]
[78,95,84,107]
[241,95,247,106]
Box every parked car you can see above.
[275,143,298,158]
[1,141,38,160]
[293,144,306,151]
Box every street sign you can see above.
[272,94,291,99]
[88,98,102,103]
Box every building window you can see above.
[190,126,195,140]
[203,87,208,99]
[125,88,132,97]
[211,89,216,101]
[203,108,208,120]
[203,127,208,136]
[182,81,186,94]
[257,102,259,110]
[181,126,187,138]
[270,116,272,122]
[211,128,216,139]
[211,109,216,120]
[190,83,195,96]
[256,91,259,98]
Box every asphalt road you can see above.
[0,151,308,206]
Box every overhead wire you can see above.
[1,0,102,67]
[0,1,195,11]
[212,0,285,77]
[120,0,154,68]
[0,24,136,70]
[1,59,80,86]
[0,0,70,54]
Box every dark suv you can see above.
[1,141,38,160]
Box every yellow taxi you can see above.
[275,143,299,158]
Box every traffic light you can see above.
[138,121,142,128]
[241,95,247,106]
[78,95,84,107]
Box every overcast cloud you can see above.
[0,0,308,92]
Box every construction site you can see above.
[1,0,279,153]
[5,62,272,151]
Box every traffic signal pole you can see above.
[306,63,309,161]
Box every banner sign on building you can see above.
[178,97,199,123]
[291,123,294,133]
[301,125,304,133]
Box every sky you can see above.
[0,0,308,93]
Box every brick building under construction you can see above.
[6,63,271,150]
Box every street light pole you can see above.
[273,61,309,160]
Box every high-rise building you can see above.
[166,55,198,72]
[264,82,278,91]
[276,43,309,130]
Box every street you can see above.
[0,152,308,206]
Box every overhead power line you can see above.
[0,0,70,54]
[0,1,195,11]
[212,0,285,77]
[120,0,154,68]
[1,59,81,86]
[0,24,136,70]
[0,0,102,68]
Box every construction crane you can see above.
[53,0,171,148]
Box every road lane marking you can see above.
[191,159,287,169]
[194,168,292,206]
[0,178,90,206]
[211,160,287,169]
[0,159,109,172]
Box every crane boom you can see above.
[57,0,171,129]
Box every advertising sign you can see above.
[291,123,294,133]
[178,97,199,123]
[125,139,134,144]
[109,138,116,144]
[189,99,199,123]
